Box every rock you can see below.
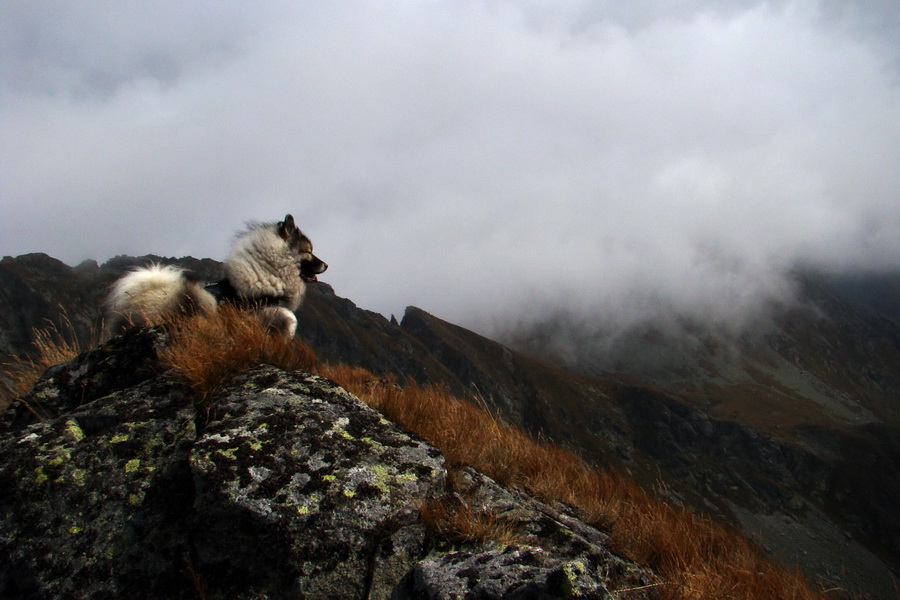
[187,366,446,598]
[0,334,657,599]
[400,545,613,600]
[3,326,168,427]
[0,371,199,599]
[4,253,900,600]
[394,466,657,599]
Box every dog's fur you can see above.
[104,214,327,339]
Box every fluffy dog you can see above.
[104,214,327,338]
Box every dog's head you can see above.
[277,214,328,283]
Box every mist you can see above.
[2,1,899,340]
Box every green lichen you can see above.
[64,419,85,443]
[71,468,87,486]
[31,387,57,401]
[295,491,322,515]
[142,433,165,454]
[370,465,398,493]
[124,459,141,473]
[329,418,355,441]
[109,433,130,444]
[48,452,70,466]
[217,447,238,461]
[359,436,387,451]
[34,466,48,485]
[559,558,589,595]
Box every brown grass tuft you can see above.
[1,306,317,416]
[419,498,523,546]
[1,315,86,416]
[160,305,315,403]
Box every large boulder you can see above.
[1,330,657,599]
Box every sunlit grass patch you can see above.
[160,304,315,403]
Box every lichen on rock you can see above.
[1,328,657,599]
[187,366,447,598]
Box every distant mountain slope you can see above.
[502,272,900,433]
[0,254,107,356]
[391,302,900,599]
[816,271,900,323]
[1,253,898,598]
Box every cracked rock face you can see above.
[1,328,657,599]
[399,466,656,600]
[188,367,446,598]
[402,545,608,599]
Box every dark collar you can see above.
[204,279,289,308]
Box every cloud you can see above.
[2,1,899,336]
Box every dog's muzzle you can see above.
[300,257,328,283]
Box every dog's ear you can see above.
[278,214,296,239]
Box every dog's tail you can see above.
[103,264,216,339]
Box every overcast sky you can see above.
[2,1,899,334]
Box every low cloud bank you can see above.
[2,2,898,339]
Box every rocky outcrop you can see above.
[0,329,657,599]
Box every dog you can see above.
[104,214,327,339]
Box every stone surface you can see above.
[394,467,657,600]
[1,333,657,599]
[12,325,168,422]
[401,545,612,599]
[186,367,446,598]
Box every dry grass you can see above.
[319,364,828,600]
[160,304,316,403]
[1,307,315,414]
[419,499,523,546]
[0,315,85,416]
